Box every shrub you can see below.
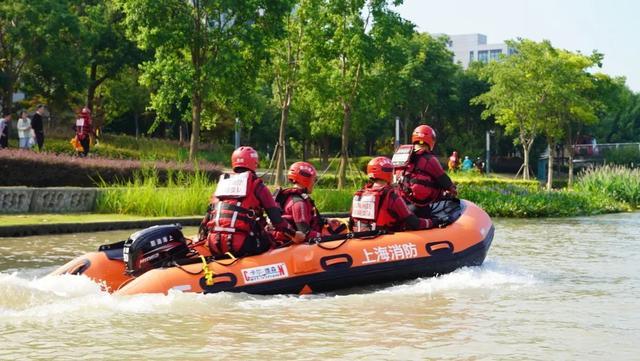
[0,149,222,187]
[574,165,640,207]
[459,183,627,217]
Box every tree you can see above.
[0,0,83,113]
[268,0,319,186]
[74,1,144,113]
[100,68,150,137]
[590,75,640,144]
[473,40,548,180]
[537,46,601,189]
[305,0,412,188]
[118,0,292,160]
[395,33,458,143]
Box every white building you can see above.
[446,34,513,69]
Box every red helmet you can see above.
[81,107,91,116]
[231,146,259,172]
[367,157,394,184]
[412,125,436,149]
[288,161,317,193]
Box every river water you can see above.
[1,213,639,360]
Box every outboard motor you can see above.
[123,224,190,277]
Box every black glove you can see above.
[431,216,451,228]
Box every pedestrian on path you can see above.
[0,110,12,149]
[31,104,46,151]
[17,111,33,149]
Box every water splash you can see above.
[376,259,538,296]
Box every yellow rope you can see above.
[200,256,215,286]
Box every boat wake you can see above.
[0,258,536,320]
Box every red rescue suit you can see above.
[398,148,456,206]
[271,188,323,245]
[75,114,93,140]
[350,183,431,232]
[200,171,293,257]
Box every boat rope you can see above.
[200,256,215,286]
[316,239,348,250]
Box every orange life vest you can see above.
[350,184,395,232]
[205,172,264,254]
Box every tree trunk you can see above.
[275,102,290,186]
[337,103,351,189]
[302,139,308,161]
[134,112,140,139]
[403,115,410,144]
[522,142,530,180]
[189,93,201,161]
[567,148,574,189]
[1,81,14,114]
[87,63,98,110]
[321,136,329,168]
[546,141,554,190]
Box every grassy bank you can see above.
[0,213,197,227]
[95,166,638,218]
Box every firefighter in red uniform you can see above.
[199,146,304,257]
[397,125,457,218]
[271,162,324,246]
[74,107,94,157]
[350,157,441,232]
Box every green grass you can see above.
[0,213,192,227]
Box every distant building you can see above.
[445,34,514,69]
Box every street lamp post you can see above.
[395,116,400,149]
[235,117,240,148]
[486,130,495,174]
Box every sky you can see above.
[394,0,640,92]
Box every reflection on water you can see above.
[1,216,639,359]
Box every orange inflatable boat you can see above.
[50,200,493,296]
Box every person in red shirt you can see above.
[199,146,304,257]
[74,107,94,157]
[271,162,324,246]
[397,125,457,217]
[448,151,460,172]
[350,157,442,232]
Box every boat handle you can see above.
[320,254,353,271]
[425,241,454,256]
[200,272,237,291]
[65,259,91,275]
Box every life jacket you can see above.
[75,116,92,140]
[350,183,395,232]
[205,171,264,255]
[273,187,322,242]
[398,149,441,205]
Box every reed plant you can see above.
[96,167,216,217]
[313,189,356,213]
[93,165,637,218]
[574,165,640,207]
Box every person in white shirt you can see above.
[17,111,33,149]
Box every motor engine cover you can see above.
[123,224,190,277]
